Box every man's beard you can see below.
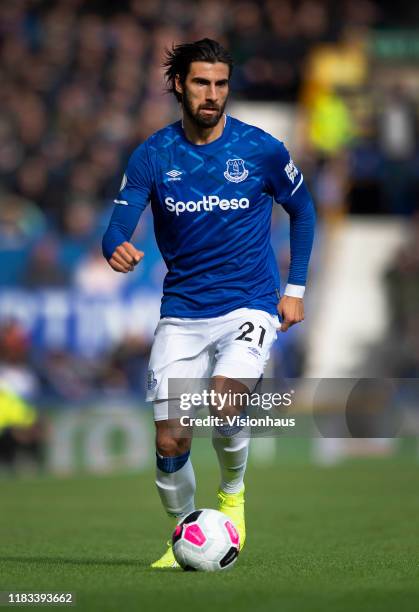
[182,90,227,128]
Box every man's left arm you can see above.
[264,138,316,332]
[279,179,315,332]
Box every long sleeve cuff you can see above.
[284,283,305,298]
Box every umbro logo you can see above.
[166,169,182,181]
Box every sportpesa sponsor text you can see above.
[165,195,250,216]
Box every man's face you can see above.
[176,61,230,128]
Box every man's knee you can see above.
[155,422,191,457]
[156,436,190,457]
[209,376,249,418]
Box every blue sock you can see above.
[156,449,190,473]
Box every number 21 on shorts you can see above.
[235,321,266,347]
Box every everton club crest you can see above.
[224,158,249,183]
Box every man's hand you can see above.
[108,241,144,273]
[277,295,304,332]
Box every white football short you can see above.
[146,307,279,421]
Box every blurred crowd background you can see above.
[1,0,419,472]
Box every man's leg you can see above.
[209,308,279,550]
[151,409,194,568]
[210,376,250,550]
[212,429,249,493]
[146,316,209,568]
[211,376,250,493]
[155,414,195,519]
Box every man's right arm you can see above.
[102,143,152,273]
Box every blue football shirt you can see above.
[103,115,315,318]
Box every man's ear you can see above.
[174,74,183,97]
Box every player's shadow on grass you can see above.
[0,555,149,569]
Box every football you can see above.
[172,509,240,571]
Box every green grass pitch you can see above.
[1,450,418,612]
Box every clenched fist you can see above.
[108,241,144,273]
[277,295,304,332]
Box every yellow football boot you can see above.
[150,539,180,569]
[217,486,246,550]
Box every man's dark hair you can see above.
[163,38,233,102]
